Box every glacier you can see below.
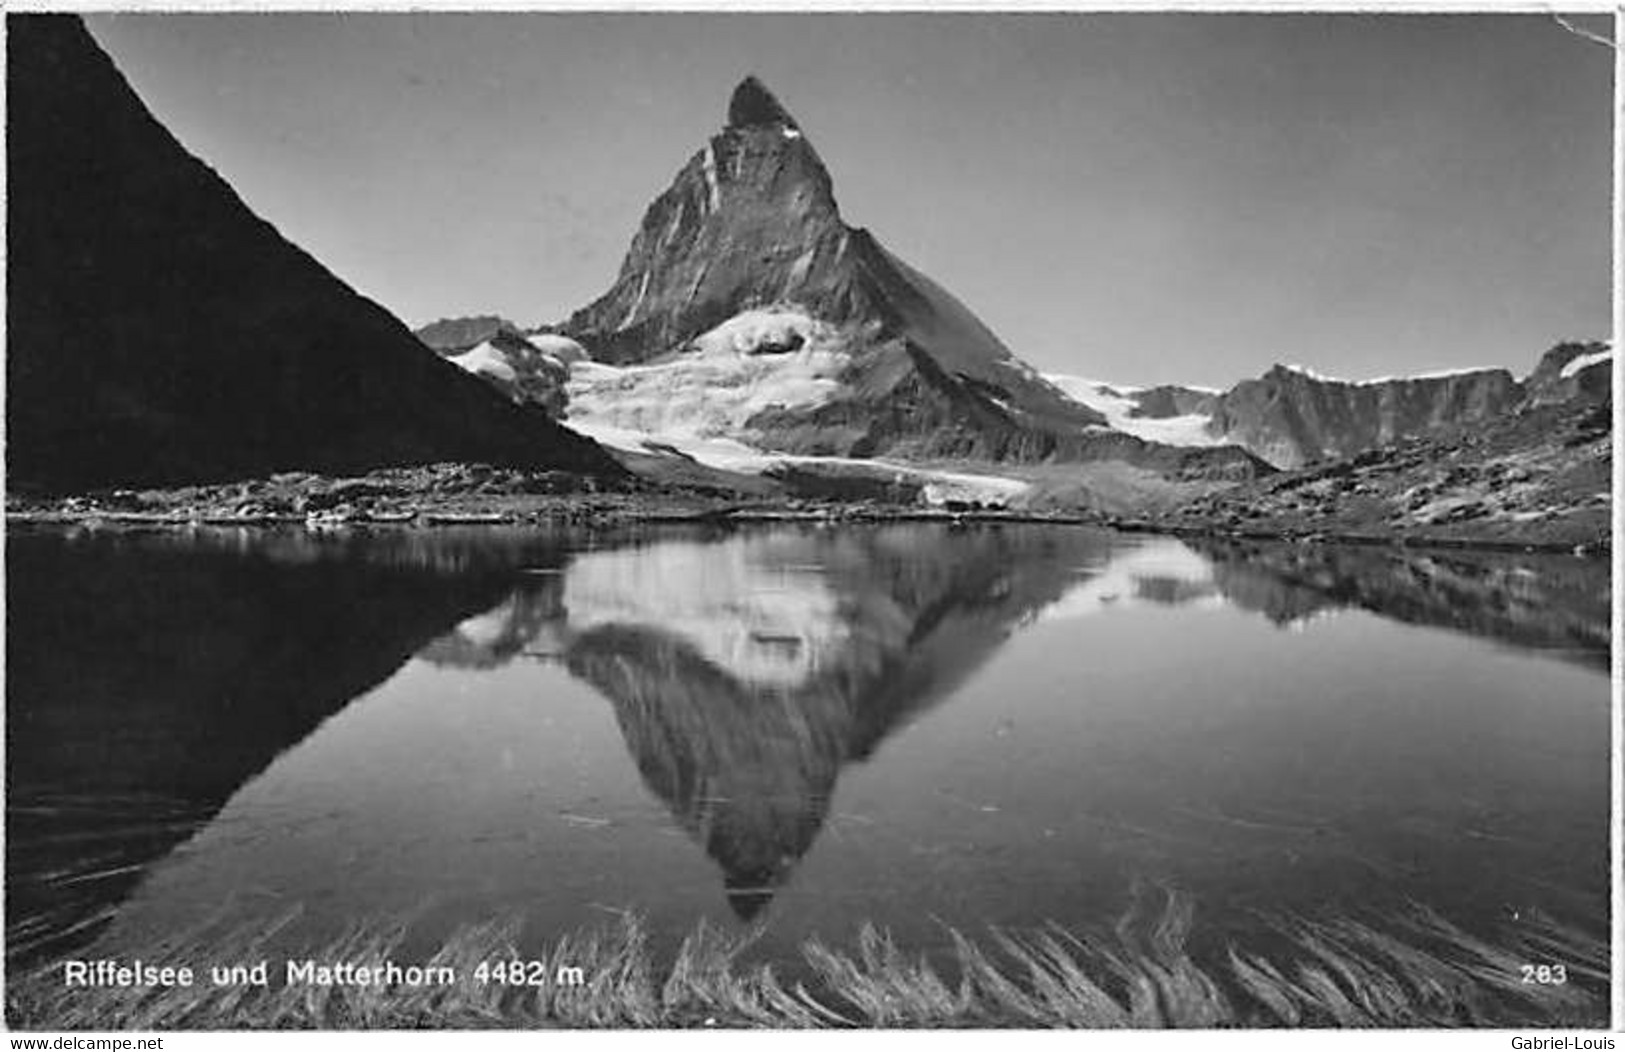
[562,305,1034,507]
[1043,374,1223,448]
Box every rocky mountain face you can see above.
[1130,385,1221,420]
[556,77,1265,480]
[1203,365,1525,469]
[7,15,620,492]
[1166,394,1611,549]
[414,315,524,353]
[1521,340,1612,407]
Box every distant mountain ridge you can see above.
[1050,341,1610,469]
[414,315,524,354]
[413,319,589,418]
[7,15,621,491]
[1205,363,1524,469]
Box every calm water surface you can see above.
[5,523,1610,969]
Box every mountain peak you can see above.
[727,75,799,131]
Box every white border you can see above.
[2,1,1623,12]
[0,5,1618,1048]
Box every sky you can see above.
[84,12,1613,389]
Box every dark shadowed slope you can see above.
[6,15,621,491]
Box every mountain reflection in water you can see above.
[5,526,582,963]
[421,529,1088,918]
[1192,539,1610,671]
[4,524,1609,965]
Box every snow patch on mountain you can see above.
[1283,363,1504,385]
[1560,347,1612,379]
[565,306,848,442]
[569,416,1030,507]
[691,307,822,356]
[449,341,519,384]
[562,418,775,470]
[1044,374,1222,447]
[524,333,589,364]
[914,469,1030,505]
[1281,363,1340,382]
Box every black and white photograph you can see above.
[2,6,1617,1037]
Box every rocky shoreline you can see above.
[7,459,1608,557]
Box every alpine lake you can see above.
[5,521,1611,1020]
